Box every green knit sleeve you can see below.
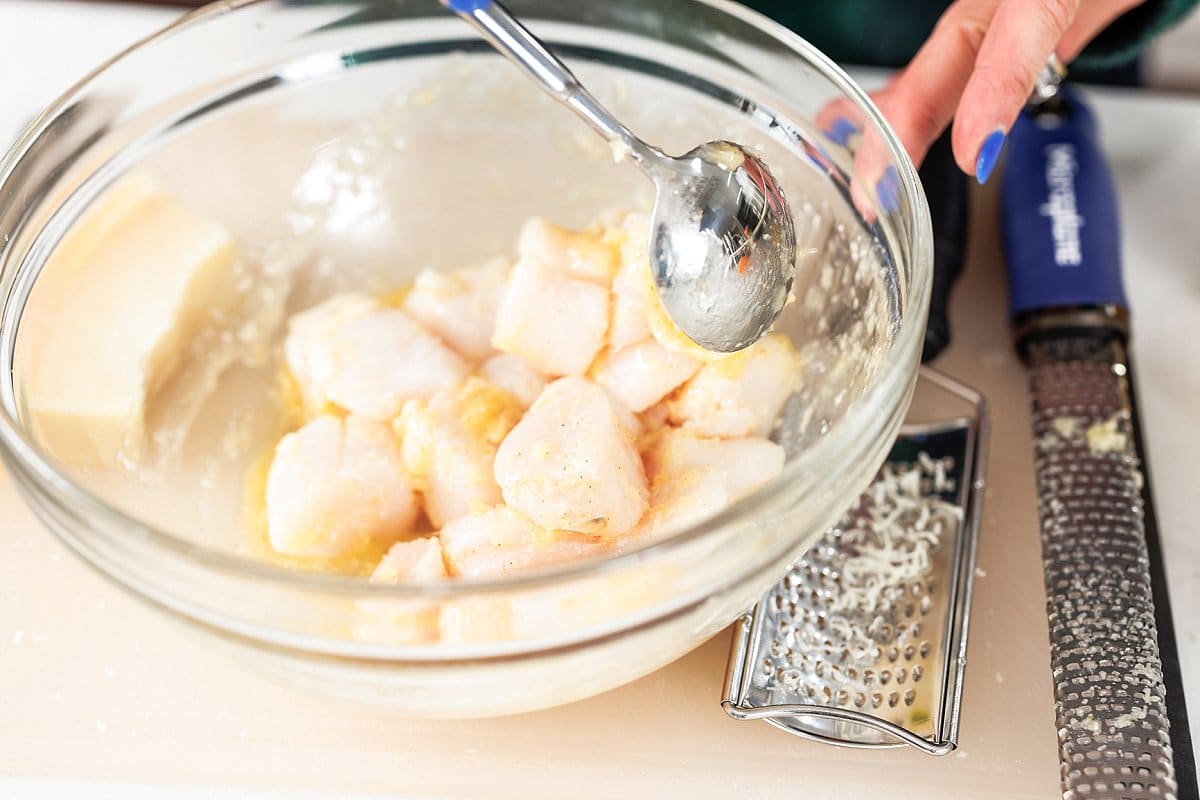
[1073,0,1200,69]
[743,0,1199,72]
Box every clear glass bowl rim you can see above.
[0,0,933,599]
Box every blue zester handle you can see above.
[444,0,491,11]
[1000,86,1128,317]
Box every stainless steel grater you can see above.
[723,368,987,755]
[1024,334,1182,798]
[1000,68,1195,799]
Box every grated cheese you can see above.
[777,453,964,698]
[1086,414,1129,454]
[1110,705,1148,730]
[830,458,960,617]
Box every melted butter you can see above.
[241,447,392,577]
[646,278,730,363]
[276,365,310,429]
[455,377,523,446]
[377,284,412,308]
[277,362,346,425]
[619,219,730,364]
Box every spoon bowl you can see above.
[649,141,796,352]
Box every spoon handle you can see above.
[440,0,658,165]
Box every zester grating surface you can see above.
[1026,335,1176,799]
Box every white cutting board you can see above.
[0,183,1063,800]
[2,4,1198,797]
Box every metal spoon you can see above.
[440,0,796,352]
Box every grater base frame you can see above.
[722,367,988,755]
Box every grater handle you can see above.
[1000,86,1128,323]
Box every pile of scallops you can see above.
[265,213,799,587]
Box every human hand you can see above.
[863,0,1144,182]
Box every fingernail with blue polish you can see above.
[447,0,491,11]
[824,116,859,147]
[876,165,901,216]
[975,128,1006,185]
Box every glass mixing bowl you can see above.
[0,0,930,716]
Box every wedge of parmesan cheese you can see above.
[25,173,238,466]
